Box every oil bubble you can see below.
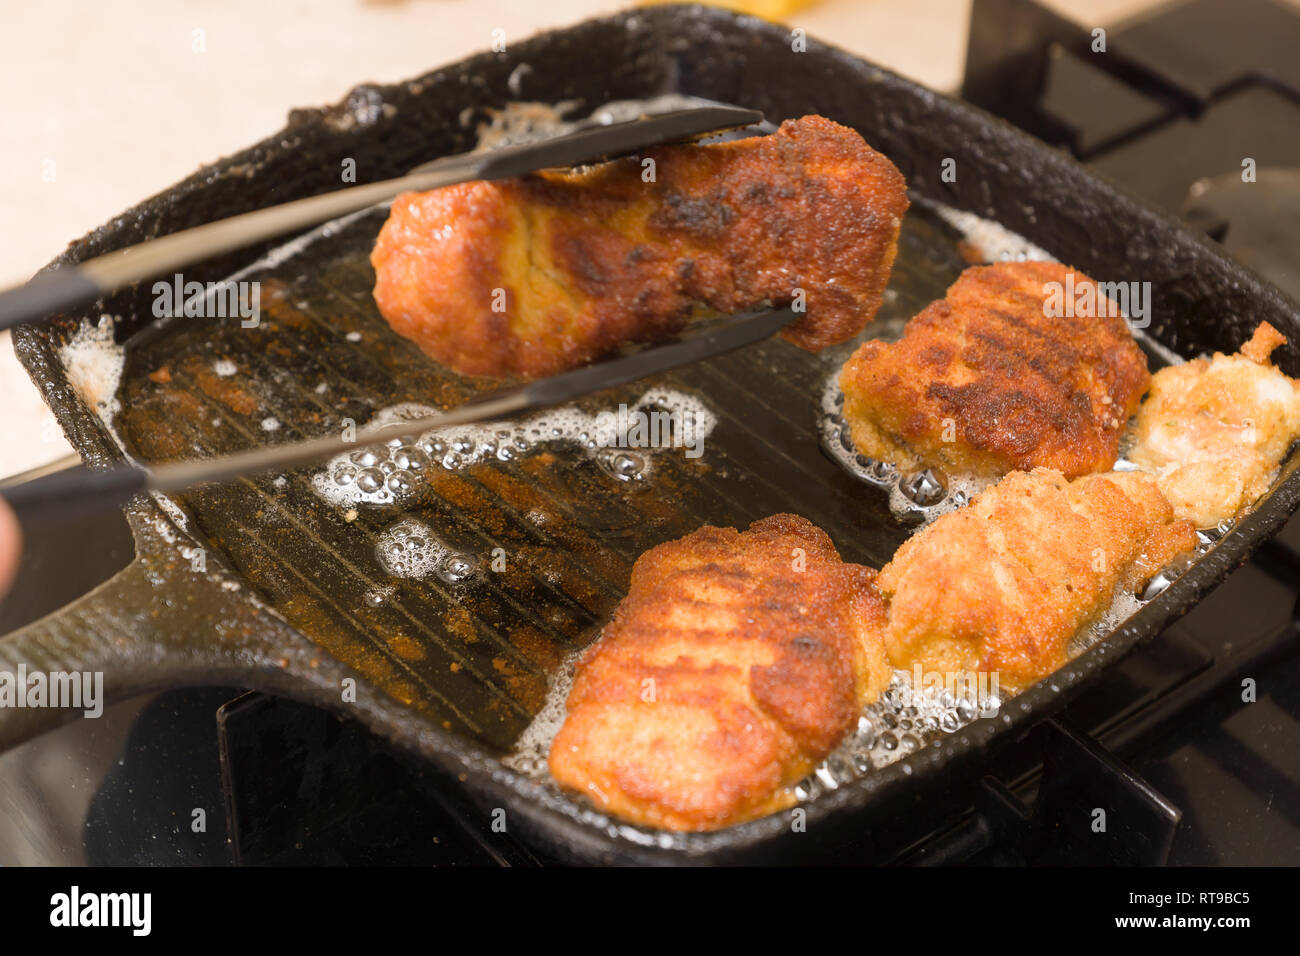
[900,469,946,506]
[820,375,989,528]
[438,554,475,583]
[387,471,417,495]
[599,449,647,481]
[355,468,384,493]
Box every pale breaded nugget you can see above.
[873,468,1196,693]
[548,514,890,831]
[1129,322,1300,528]
[838,262,1150,480]
[372,115,908,379]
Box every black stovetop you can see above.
[0,0,1297,866]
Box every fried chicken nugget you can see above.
[838,262,1150,480]
[371,115,908,379]
[548,514,891,831]
[1129,322,1300,528]
[873,468,1196,693]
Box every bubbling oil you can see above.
[795,671,999,797]
[818,372,994,527]
[374,517,476,583]
[509,367,1224,820]
[504,651,998,799]
[504,655,579,778]
[921,199,1056,262]
[310,388,716,509]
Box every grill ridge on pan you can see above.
[116,205,930,749]
[9,5,1300,863]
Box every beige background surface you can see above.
[0,0,1190,474]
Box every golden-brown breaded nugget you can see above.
[838,262,1150,480]
[873,468,1196,694]
[372,115,908,379]
[548,514,890,831]
[1129,322,1300,528]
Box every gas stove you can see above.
[1,0,1297,867]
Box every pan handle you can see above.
[0,532,353,752]
[0,558,156,748]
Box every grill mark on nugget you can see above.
[547,514,890,831]
[838,262,1149,480]
[371,115,908,380]
[871,468,1197,694]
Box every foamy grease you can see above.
[374,517,475,583]
[923,198,1056,263]
[58,315,126,429]
[819,371,994,529]
[505,655,1000,798]
[310,387,716,509]
[504,655,578,778]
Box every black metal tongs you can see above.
[2,307,795,524]
[0,106,798,521]
[0,106,761,333]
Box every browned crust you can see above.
[838,261,1151,479]
[371,115,908,379]
[548,513,890,831]
[1129,320,1300,527]
[873,468,1197,693]
[1240,320,1286,365]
